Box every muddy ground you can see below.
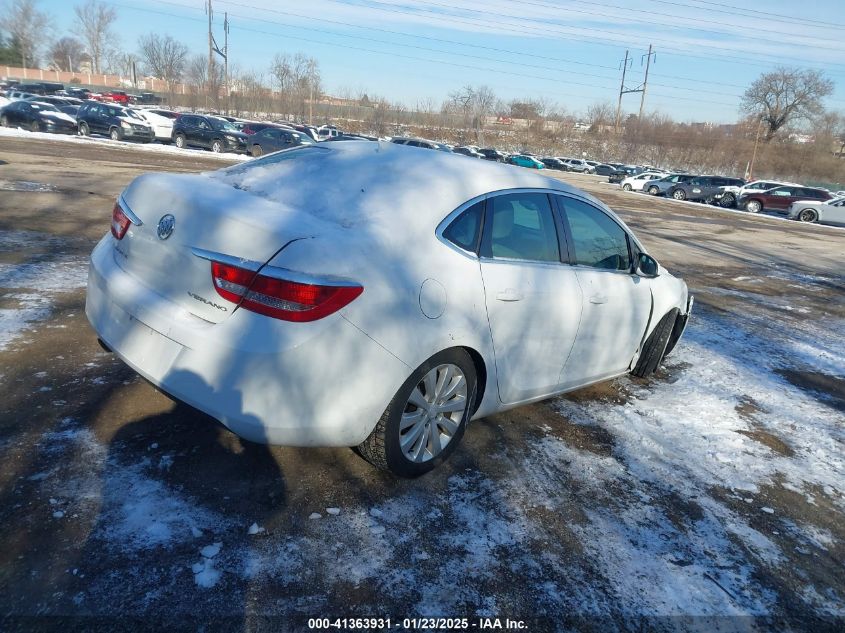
[0,136,843,632]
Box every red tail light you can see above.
[111,202,131,240]
[211,261,363,322]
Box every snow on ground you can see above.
[0,125,250,162]
[0,231,89,350]
[25,288,844,622]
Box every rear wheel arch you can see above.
[458,346,487,415]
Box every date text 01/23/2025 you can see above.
[308,618,529,630]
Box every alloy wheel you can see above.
[399,364,468,463]
[798,209,818,223]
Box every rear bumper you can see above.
[85,236,410,447]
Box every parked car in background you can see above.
[233,121,280,135]
[620,172,666,192]
[560,158,592,173]
[593,164,616,176]
[58,104,80,120]
[739,185,832,213]
[667,176,745,202]
[130,108,175,143]
[99,90,130,105]
[248,127,315,156]
[147,108,180,120]
[390,136,452,152]
[0,100,77,134]
[540,157,568,170]
[134,92,162,105]
[316,125,340,140]
[171,113,248,153]
[453,146,484,158]
[65,87,93,100]
[15,83,48,95]
[478,148,506,162]
[508,154,545,169]
[76,101,153,142]
[608,165,639,184]
[86,142,691,476]
[7,90,36,101]
[787,196,845,226]
[643,173,697,196]
[712,179,795,208]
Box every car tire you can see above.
[745,199,762,213]
[622,183,633,191]
[78,122,89,136]
[251,145,263,157]
[0,115,8,127]
[719,193,736,208]
[632,309,679,378]
[672,189,687,201]
[358,348,477,477]
[30,120,40,133]
[797,208,818,223]
[174,134,187,149]
[110,127,122,141]
[211,139,224,153]
[647,186,660,195]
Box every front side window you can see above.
[560,197,632,272]
[484,193,559,263]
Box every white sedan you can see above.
[86,142,692,476]
[787,196,845,226]
[620,172,665,192]
[129,108,174,143]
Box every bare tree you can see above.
[0,0,50,68]
[47,36,86,71]
[740,67,834,141]
[586,101,614,132]
[74,0,116,74]
[270,52,321,121]
[138,33,188,93]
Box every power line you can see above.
[214,0,756,90]
[532,0,845,46]
[648,0,845,30]
[320,0,845,73]
[108,0,748,109]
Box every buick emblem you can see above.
[157,214,175,240]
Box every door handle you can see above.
[589,294,609,304]
[496,289,523,302]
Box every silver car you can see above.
[787,196,845,226]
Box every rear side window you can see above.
[560,197,632,272]
[483,193,560,263]
[443,200,484,253]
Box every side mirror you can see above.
[636,253,660,278]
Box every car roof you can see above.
[212,141,605,232]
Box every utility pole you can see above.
[206,0,229,112]
[206,0,213,110]
[223,12,229,115]
[615,46,655,133]
[747,115,765,180]
[614,49,629,134]
[638,44,656,120]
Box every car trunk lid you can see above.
[113,172,314,324]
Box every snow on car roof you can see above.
[211,140,587,232]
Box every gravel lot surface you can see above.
[1,135,843,632]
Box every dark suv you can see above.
[172,114,249,153]
[76,101,154,142]
[248,127,314,156]
[667,176,745,202]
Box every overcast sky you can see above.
[35,0,845,122]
